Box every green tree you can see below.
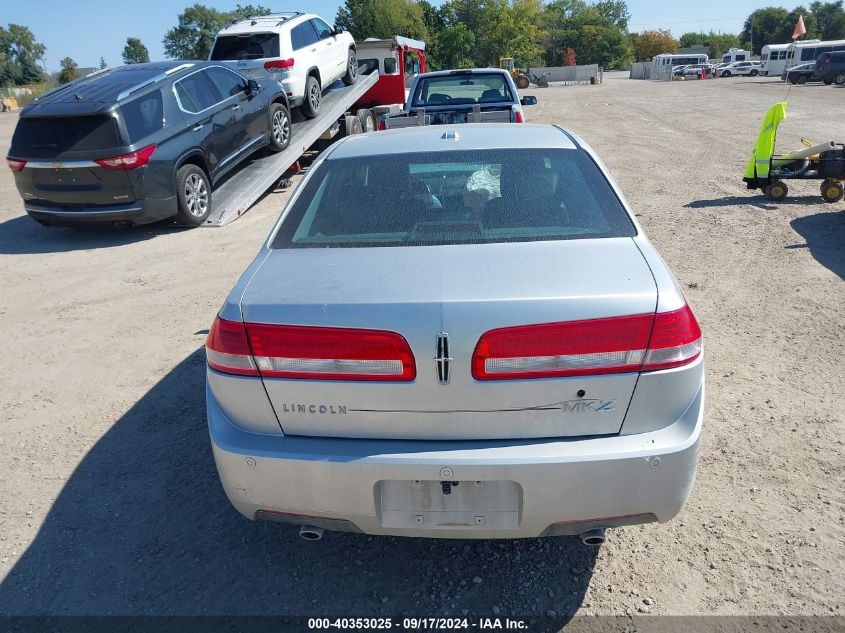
[542,0,632,68]
[631,29,678,61]
[163,4,271,60]
[678,31,741,59]
[99,55,107,69]
[58,56,78,84]
[436,23,476,68]
[123,37,151,64]
[335,0,427,40]
[811,1,845,39]
[0,24,45,84]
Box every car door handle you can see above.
[232,104,241,111]
[192,124,203,132]
[311,48,317,52]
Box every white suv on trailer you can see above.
[209,12,357,118]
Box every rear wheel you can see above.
[821,179,844,203]
[340,114,363,138]
[835,73,845,85]
[515,74,530,89]
[268,103,291,152]
[175,164,211,226]
[764,181,788,201]
[750,69,759,76]
[356,108,375,133]
[796,75,807,84]
[301,75,321,119]
[722,70,731,77]
[342,49,358,86]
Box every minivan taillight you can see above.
[95,144,156,170]
[7,158,26,171]
[206,317,416,381]
[472,305,701,380]
[264,58,295,70]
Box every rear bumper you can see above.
[24,196,177,227]
[207,381,703,539]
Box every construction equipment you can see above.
[743,102,845,203]
[499,57,530,89]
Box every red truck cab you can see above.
[354,36,426,110]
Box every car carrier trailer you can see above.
[204,72,378,227]
[204,35,427,227]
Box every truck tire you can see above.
[341,114,363,137]
[268,103,291,152]
[356,108,375,133]
[301,75,321,119]
[175,164,211,226]
[342,49,358,86]
[515,74,530,89]
[835,73,845,85]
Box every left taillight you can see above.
[7,158,26,171]
[206,317,417,381]
[472,304,702,380]
[206,317,259,376]
[514,109,524,123]
[95,144,156,170]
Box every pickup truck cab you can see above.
[382,68,536,129]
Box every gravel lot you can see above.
[0,75,843,625]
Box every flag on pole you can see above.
[792,14,807,40]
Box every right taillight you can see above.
[640,304,702,371]
[472,304,701,380]
[206,317,416,381]
[264,58,295,70]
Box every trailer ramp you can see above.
[204,72,378,227]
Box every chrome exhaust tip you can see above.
[299,525,324,541]
[579,528,606,546]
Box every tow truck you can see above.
[205,35,426,227]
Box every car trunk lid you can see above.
[240,238,657,440]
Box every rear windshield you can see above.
[210,33,280,60]
[412,74,514,107]
[272,149,636,249]
[11,115,121,158]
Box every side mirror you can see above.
[412,61,420,74]
[521,96,537,106]
[247,79,260,94]
[333,25,344,36]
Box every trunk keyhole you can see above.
[577,389,586,398]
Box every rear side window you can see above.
[174,72,220,113]
[206,66,246,98]
[121,90,164,143]
[272,149,636,249]
[210,33,280,60]
[291,22,319,50]
[11,116,121,158]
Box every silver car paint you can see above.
[207,123,703,537]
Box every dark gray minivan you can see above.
[6,61,291,227]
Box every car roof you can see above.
[416,68,510,79]
[217,12,312,35]
[21,61,212,116]
[328,124,578,159]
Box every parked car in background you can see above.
[815,50,845,84]
[382,68,536,128]
[6,62,291,227]
[210,12,357,118]
[682,64,711,79]
[714,62,733,76]
[721,61,761,77]
[672,64,690,77]
[206,123,705,543]
[786,62,820,84]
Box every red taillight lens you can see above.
[95,144,156,170]
[206,317,416,381]
[515,110,524,123]
[206,317,259,376]
[377,117,387,131]
[640,304,702,371]
[472,305,701,380]
[7,158,26,171]
[264,58,295,70]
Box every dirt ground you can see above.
[0,74,843,625]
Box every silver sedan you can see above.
[206,124,704,544]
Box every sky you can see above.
[3,0,811,72]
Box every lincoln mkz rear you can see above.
[206,124,704,543]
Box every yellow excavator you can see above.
[499,57,530,89]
